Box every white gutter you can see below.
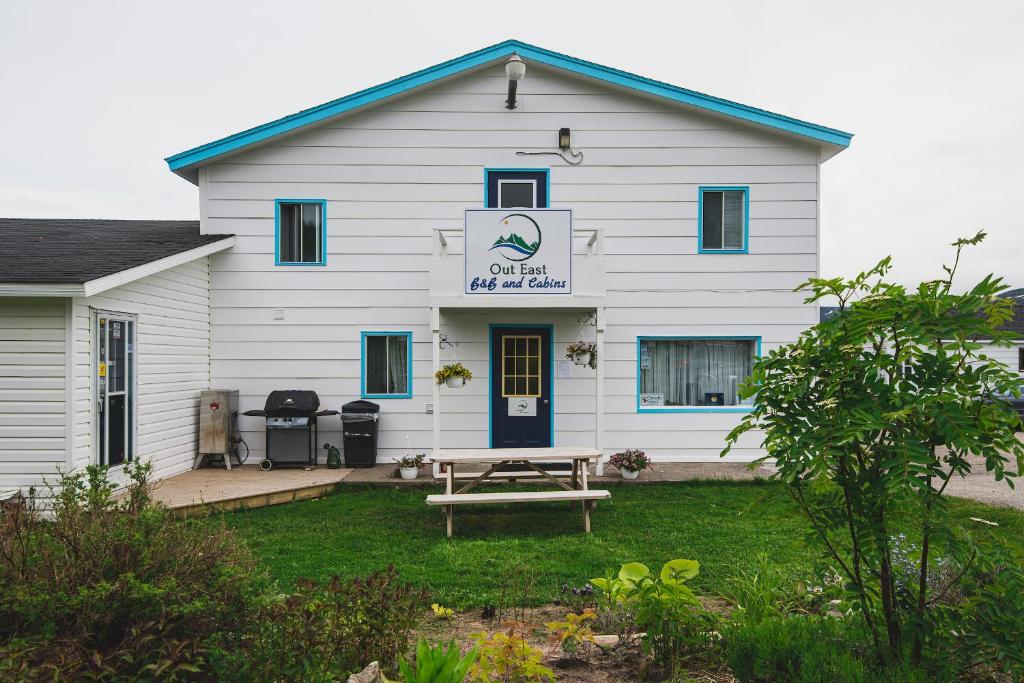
[0,237,235,298]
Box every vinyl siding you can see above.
[70,260,212,482]
[202,64,820,463]
[0,299,67,494]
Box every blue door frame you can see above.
[488,323,554,448]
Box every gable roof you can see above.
[166,39,853,183]
[0,219,234,296]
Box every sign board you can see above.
[465,209,572,295]
[639,393,665,407]
[508,397,537,417]
[557,360,573,379]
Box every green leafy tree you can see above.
[722,233,1024,664]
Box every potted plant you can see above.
[397,453,425,480]
[565,341,597,369]
[435,362,473,388]
[608,448,650,480]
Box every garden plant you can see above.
[723,232,1024,676]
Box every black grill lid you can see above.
[265,390,320,415]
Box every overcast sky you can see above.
[1,1,1021,290]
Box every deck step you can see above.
[426,489,610,505]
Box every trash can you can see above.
[340,400,380,467]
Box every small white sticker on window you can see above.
[640,393,665,407]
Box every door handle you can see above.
[543,399,549,405]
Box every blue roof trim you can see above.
[166,39,852,177]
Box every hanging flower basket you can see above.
[435,362,472,387]
[565,341,597,369]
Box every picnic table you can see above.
[426,448,610,538]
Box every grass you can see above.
[224,480,1024,608]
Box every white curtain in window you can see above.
[641,339,754,406]
[388,336,408,394]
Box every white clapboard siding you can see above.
[70,259,212,482]
[202,63,823,462]
[0,299,67,493]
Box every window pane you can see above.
[500,181,535,208]
[515,377,527,395]
[279,203,301,262]
[280,202,322,263]
[301,203,320,263]
[639,339,755,407]
[387,335,408,394]
[505,377,515,395]
[701,191,723,250]
[528,377,539,396]
[723,191,744,250]
[365,335,388,394]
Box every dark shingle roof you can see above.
[0,219,232,284]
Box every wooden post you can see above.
[446,461,454,538]
[583,500,592,533]
[595,307,606,475]
[431,307,441,479]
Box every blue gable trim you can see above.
[166,40,852,179]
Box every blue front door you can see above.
[490,326,552,448]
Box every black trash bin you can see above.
[340,400,380,467]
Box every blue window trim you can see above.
[361,331,413,399]
[166,40,851,181]
[484,168,550,207]
[697,186,749,255]
[636,335,761,413]
[488,323,554,448]
[275,199,327,266]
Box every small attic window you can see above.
[276,200,326,265]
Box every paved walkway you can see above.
[342,461,777,485]
[944,454,1024,510]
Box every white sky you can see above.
[1,1,1021,290]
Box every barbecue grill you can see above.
[243,390,338,470]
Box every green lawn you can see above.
[225,480,1024,608]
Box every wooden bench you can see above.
[426,489,611,537]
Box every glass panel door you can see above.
[97,314,135,466]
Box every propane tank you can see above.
[324,443,342,469]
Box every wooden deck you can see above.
[151,465,353,515]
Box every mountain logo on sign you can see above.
[488,213,542,262]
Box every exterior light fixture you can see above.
[505,54,526,110]
[558,128,571,150]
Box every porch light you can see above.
[505,54,526,110]
[558,127,571,150]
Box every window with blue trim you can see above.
[699,187,748,253]
[276,200,326,265]
[638,337,757,410]
[485,170,549,208]
[362,332,412,398]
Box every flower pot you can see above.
[399,467,419,480]
[572,353,592,367]
[445,376,466,388]
[620,468,640,480]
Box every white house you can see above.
[1,40,854,492]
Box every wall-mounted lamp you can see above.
[516,125,585,165]
[505,54,526,110]
[558,128,571,150]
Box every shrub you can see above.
[607,449,650,472]
[469,629,554,683]
[224,566,431,680]
[545,609,597,659]
[396,639,479,683]
[0,462,265,680]
[722,234,1024,663]
[722,614,928,683]
[590,559,716,673]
